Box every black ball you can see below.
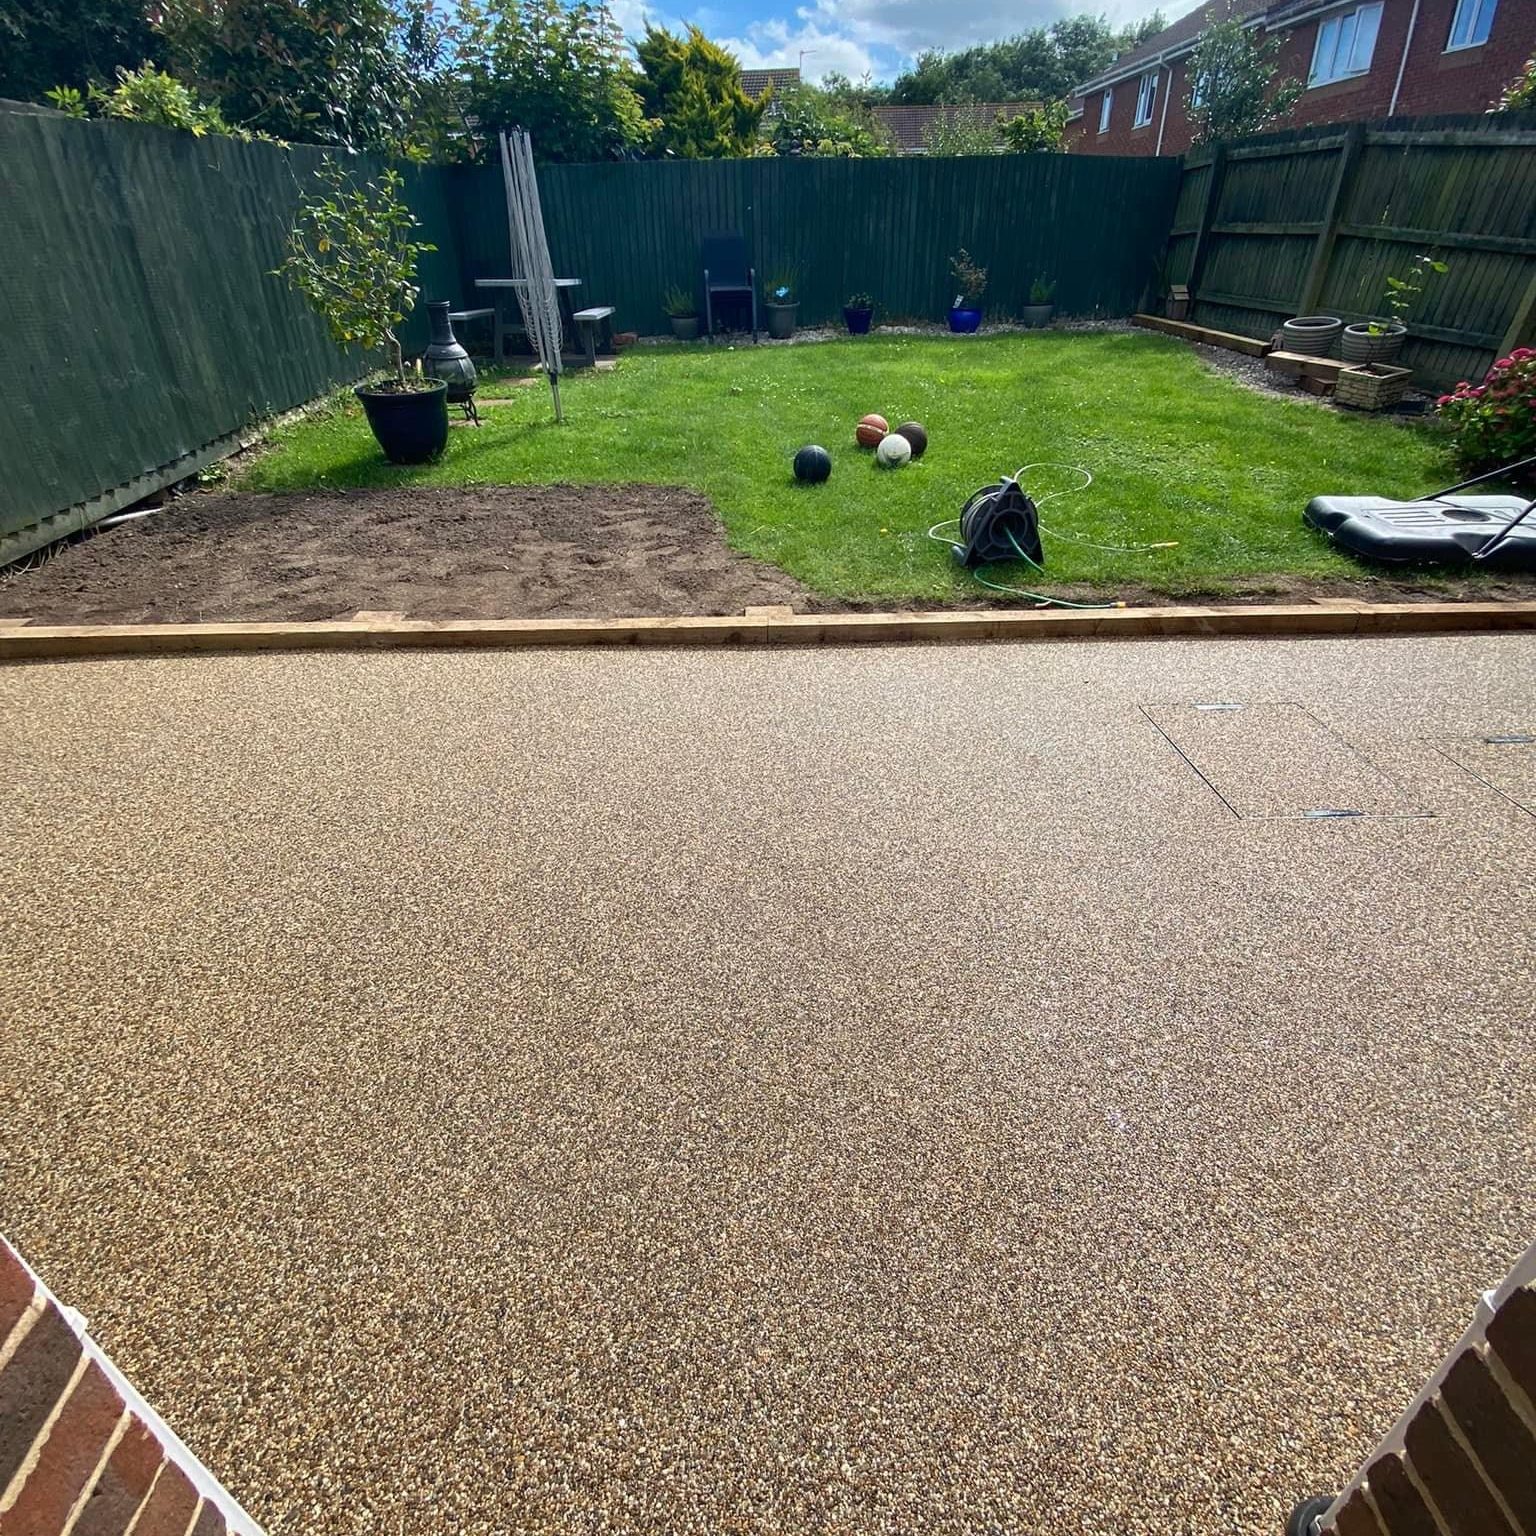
[793,444,832,483]
[895,421,928,459]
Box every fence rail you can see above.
[1163,112,1536,392]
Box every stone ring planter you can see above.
[1341,321,1406,364]
[1020,303,1055,329]
[668,314,700,340]
[1280,315,1343,356]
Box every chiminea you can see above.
[423,301,479,423]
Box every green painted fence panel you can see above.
[448,151,1183,336]
[0,107,459,554]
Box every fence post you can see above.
[1499,265,1536,355]
[1297,123,1364,316]
[1185,142,1227,301]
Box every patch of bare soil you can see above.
[3,483,1532,625]
[0,485,812,624]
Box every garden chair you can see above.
[702,233,757,345]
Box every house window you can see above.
[1309,2,1383,85]
[1134,70,1159,127]
[1447,0,1498,49]
[1188,67,1208,109]
[1099,89,1114,132]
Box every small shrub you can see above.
[998,102,1068,154]
[661,285,697,318]
[846,291,873,310]
[1492,55,1536,112]
[1372,252,1447,334]
[279,159,435,389]
[1436,349,1536,475]
[765,274,797,304]
[949,249,988,308]
[1029,276,1056,305]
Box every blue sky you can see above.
[607,0,1203,83]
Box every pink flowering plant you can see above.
[1435,348,1536,476]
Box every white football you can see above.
[876,432,912,468]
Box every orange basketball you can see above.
[855,413,888,449]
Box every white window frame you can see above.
[1308,2,1383,87]
[1133,70,1158,127]
[1188,66,1208,110]
[1446,0,1498,50]
[1098,88,1114,133]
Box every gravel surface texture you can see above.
[2,635,1533,1536]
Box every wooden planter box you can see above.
[1335,363,1412,411]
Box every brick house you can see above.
[1064,0,1530,157]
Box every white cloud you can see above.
[617,0,1207,82]
[725,0,1206,81]
[713,16,887,81]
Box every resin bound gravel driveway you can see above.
[2,634,1533,1536]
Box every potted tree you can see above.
[948,250,987,333]
[844,291,874,335]
[1022,276,1056,329]
[280,159,445,465]
[663,286,700,340]
[1341,253,1447,364]
[764,276,798,340]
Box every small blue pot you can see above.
[948,306,983,334]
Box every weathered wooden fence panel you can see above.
[1164,112,1536,392]
[0,107,460,559]
[449,152,1183,336]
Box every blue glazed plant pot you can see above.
[843,306,874,335]
[948,306,983,334]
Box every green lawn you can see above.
[243,330,1454,602]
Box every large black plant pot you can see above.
[356,379,449,464]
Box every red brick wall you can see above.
[0,1236,262,1536]
[1067,0,1531,157]
[1321,1280,1536,1535]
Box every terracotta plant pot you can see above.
[669,314,700,340]
[355,379,448,464]
[1280,316,1343,356]
[1341,322,1406,364]
[949,306,983,334]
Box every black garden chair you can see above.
[702,232,757,344]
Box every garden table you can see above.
[474,277,582,360]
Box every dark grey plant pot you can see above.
[1341,321,1406,364]
[766,302,798,339]
[1280,315,1344,356]
[355,379,448,465]
[669,314,700,340]
[1021,303,1055,329]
